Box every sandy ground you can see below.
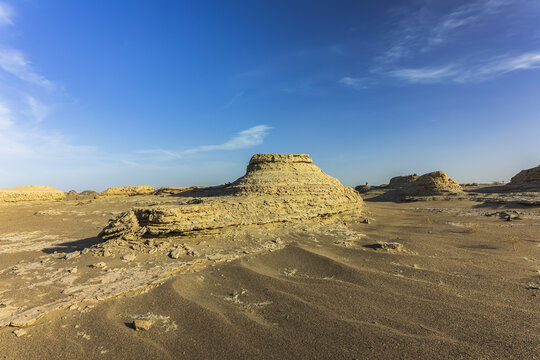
[0,195,539,359]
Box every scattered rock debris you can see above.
[13,328,26,337]
[133,319,153,331]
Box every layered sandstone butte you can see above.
[508,164,540,191]
[99,186,155,197]
[389,174,419,188]
[403,171,463,196]
[99,154,364,241]
[0,186,66,202]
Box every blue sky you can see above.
[0,0,539,191]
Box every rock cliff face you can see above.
[99,154,364,241]
[403,171,463,196]
[99,186,155,197]
[0,186,66,202]
[508,165,540,191]
[389,174,419,189]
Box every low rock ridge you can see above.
[389,174,419,189]
[99,153,364,241]
[99,186,155,197]
[403,171,463,196]
[507,164,540,191]
[0,186,66,202]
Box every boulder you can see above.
[389,174,418,189]
[99,186,155,197]
[354,184,371,193]
[403,171,462,196]
[508,164,540,191]
[0,186,66,202]
[99,154,364,241]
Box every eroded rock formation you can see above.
[508,164,540,191]
[0,186,66,202]
[99,186,155,197]
[389,174,419,188]
[403,171,463,196]
[99,154,364,241]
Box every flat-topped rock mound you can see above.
[100,186,155,197]
[0,186,65,202]
[389,174,418,189]
[229,153,354,197]
[99,153,364,240]
[507,164,540,191]
[403,171,463,196]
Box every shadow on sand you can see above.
[42,237,99,254]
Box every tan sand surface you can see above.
[0,193,539,359]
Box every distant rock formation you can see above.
[65,190,99,200]
[0,186,66,202]
[154,187,189,196]
[99,154,364,241]
[389,174,418,189]
[403,171,463,196]
[508,164,540,191]
[354,184,371,193]
[99,186,155,197]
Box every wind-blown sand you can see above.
[0,194,538,359]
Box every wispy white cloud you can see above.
[136,125,272,162]
[0,101,13,129]
[224,92,244,108]
[25,95,50,122]
[0,49,54,89]
[183,125,272,154]
[387,66,459,83]
[0,100,94,158]
[387,52,540,83]
[0,3,13,26]
[135,149,182,162]
[339,77,372,89]
[380,0,513,63]
[429,0,510,45]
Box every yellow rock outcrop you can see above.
[99,186,155,197]
[0,186,66,202]
[99,154,364,240]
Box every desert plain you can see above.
[0,154,539,359]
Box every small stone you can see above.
[64,251,81,260]
[91,262,107,269]
[13,329,26,337]
[377,242,404,252]
[121,253,136,262]
[362,219,370,224]
[68,267,78,274]
[169,248,182,259]
[133,319,153,331]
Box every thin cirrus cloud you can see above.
[0,49,55,89]
[137,125,272,162]
[0,105,96,159]
[0,2,13,26]
[25,96,50,123]
[338,77,378,90]
[387,52,540,83]
[339,77,368,89]
[381,0,512,63]
[428,0,511,46]
[0,102,13,129]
